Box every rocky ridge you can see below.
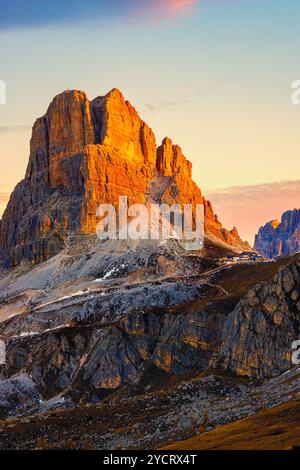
[0,88,249,267]
[255,209,300,259]
[0,87,298,450]
[0,244,299,418]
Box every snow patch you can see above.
[92,265,125,283]
[12,324,73,339]
[16,331,39,338]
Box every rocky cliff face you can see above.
[0,88,249,267]
[0,239,299,422]
[0,88,299,450]
[254,209,300,259]
[0,207,299,445]
[219,259,300,378]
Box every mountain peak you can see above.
[106,87,125,98]
[0,87,250,266]
[255,209,300,258]
[156,136,192,178]
[270,219,280,229]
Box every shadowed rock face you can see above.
[0,89,299,449]
[0,88,249,267]
[254,209,300,259]
[0,247,300,424]
[0,216,300,441]
[1,276,225,400]
[219,260,300,378]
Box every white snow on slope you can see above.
[92,265,126,283]
[12,324,72,339]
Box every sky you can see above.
[0,0,300,244]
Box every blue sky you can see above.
[0,1,124,28]
[0,1,197,29]
[0,0,300,242]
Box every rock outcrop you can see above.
[219,259,300,378]
[156,137,192,178]
[0,87,298,449]
[0,215,299,437]
[0,88,249,267]
[254,209,300,259]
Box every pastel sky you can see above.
[0,0,300,244]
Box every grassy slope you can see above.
[163,400,300,450]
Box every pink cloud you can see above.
[132,0,199,22]
[155,0,198,16]
[0,0,200,30]
[205,181,300,246]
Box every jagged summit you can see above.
[0,88,249,266]
[255,208,300,258]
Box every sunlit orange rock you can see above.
[0,88,251,266]
[156,137,192,178]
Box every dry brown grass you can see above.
[162,400,300,450]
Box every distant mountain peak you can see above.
[254,208,300,258]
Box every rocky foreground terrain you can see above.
[0,88,299,450]
[0,239,300,449]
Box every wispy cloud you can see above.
[136,0,198,22]
[206,181,300,206]
[205,180,300,245]
[144,96,190,111]
[0,0,199,30]
[144,79,230,112]
[0,125,31,134]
